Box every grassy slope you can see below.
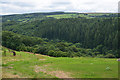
[46,13,115,19]
[2,47,118,79]
[3,13,117,23]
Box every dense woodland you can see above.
[2,12,119,58]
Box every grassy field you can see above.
[46,13,114,19]
[46,14,78,19]
[1,47,118,79]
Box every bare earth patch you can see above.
[25,51,48,57]
[25,52,40,55]
[49,71,72,78]
[34,65,72,78]
[39,59,46,61]
[3,59,25,64]
[2,68,30,78]
[2,72,20,78]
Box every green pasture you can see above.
[46,13,114,19]
[2,47,118,79]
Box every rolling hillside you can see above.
[2,47,118,79]
[2,12,118,58]
[1,12,119,79]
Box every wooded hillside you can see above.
[2,12,118,58]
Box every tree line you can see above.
[3,17,118,50]
[2,31,118,58]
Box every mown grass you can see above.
[2,47,118,78]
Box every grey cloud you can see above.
[48,1,71,8]
[52,1,71,5]
[0,0,118,15]
[0,1,34,7]
[0,0,9,3]
[13,2,35,7]
[119,1,120,13]
[2,6,25,13]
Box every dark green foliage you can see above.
[3,50,6,56]
[104,54,116,58]
[2,13,118,58]
[2,17,118,50]
[2,31,118,58]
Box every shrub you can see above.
[104,54,116,58]
[48,50,55,56]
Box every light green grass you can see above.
[2,51,55,78]
[46,14,77,19]
[47,57,118,78]
[2,47,118,78]
[46,13,115,19]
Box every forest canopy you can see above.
[2,13,118,58]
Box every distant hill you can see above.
[2,12,118,23]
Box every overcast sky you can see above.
[0,0,119,15]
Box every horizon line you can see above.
[1,11,119,16]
